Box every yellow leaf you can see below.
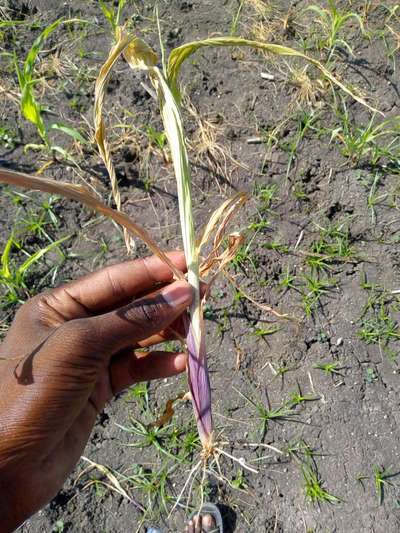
[116,26,158,70]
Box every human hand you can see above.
[0,251,192,531]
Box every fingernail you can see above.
[162,280,193,307]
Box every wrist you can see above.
[0,476,31,532]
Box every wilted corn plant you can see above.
[0,23,377,495]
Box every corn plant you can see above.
[99,0,126,35]
[14,18,88,156]
[0,21,377,467]
[306,0,366,61]
[0,233,69,307]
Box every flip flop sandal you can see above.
[189,502,224,533]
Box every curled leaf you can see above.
[167,36,381,114]
[116,26,158,69]
[0,168,184,281]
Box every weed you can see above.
[231,239,258,273]
[286,438,340,504]
[306,0,365,61]
[254,183,278,211]
[99,0,126,35]
[0,126,18,149]
[278,266,297,291]
[124,382,149,412]
[365,367,378,384]
[230,0,245,36]
[301,275,333,317]
[262,239,289,253]
[302,459,340,504]
[0,233,69,307]
[286,439,317,462]
[332,102,400,168]
[236,388,299,440]
[117,414,199,465]
[118,417,180,461]
[146,125,167,151]
[283,111,319,179]
[358,283,400,359]
[306,219,355,272]
[253,325,280,337]
[231,468,248,490]
[373,465,398,505]
[366,174,387,224]
[287,389,320,408]
[51,520,64,533]
[313,361,344,377]
[14,18,88,156]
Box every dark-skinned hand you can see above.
[0,251,192,532]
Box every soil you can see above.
[1,1,400,532]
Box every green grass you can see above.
[313,361,344,377]
[253,325,281,338]
[302,460,341,504]
[358,283,400,360]
[0,126,19,149]
[286,439,339,505]
[117,414,200,464]
[359,304,400,345]
[235,388,300,440]
[305,219,356,273]
[0,233,69,308]
[282,111,319,179]
[13,17,89,157]
[301,274,334,317]
[373,465,399,505]
[332,102,400,169]
[306,0,365,61]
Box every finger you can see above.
[136,281,207,348]
[89,280,192,356]
[109,349,187,395]
[137,318,186,348]
[38,251,187,323]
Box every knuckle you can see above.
[57,317,97,349]
[18,290,54,317]
[13,292,48,323]
[126,296,167,326]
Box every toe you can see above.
[194,515,202,533]
[202,513,216,532]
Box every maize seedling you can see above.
[0,25,378,468]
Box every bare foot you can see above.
[185,512,216,532]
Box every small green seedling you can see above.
[236,387,298,440]
[332,102,400,167]
[254,325,281,337]
[306,0,365,61]
[146,125,167,151]
[365,367,378,384]
[14,18,88,155]
[302,460,340,504]
[288,389,320,408]
[301,275,333,317]
[99,0,126,35]
[0,233,69,307]
[313,361,344,377]
[231,468,248,490]
[117,417,180,462]
[373,465,398,505]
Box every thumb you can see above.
[91,280,193,354]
